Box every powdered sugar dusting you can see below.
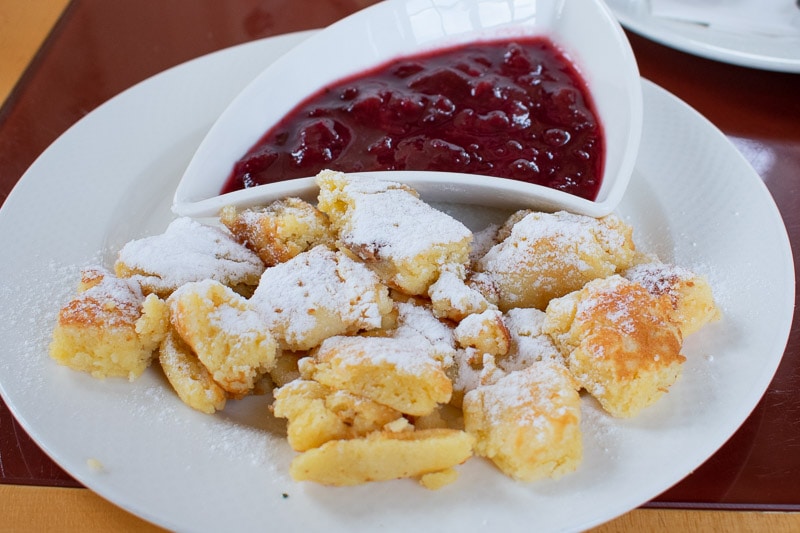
[428,266,490,318]
[210,303,263,343]
[170,279,264,344]
[58,266,144,327]
[319,335,442,376]
[121,381,282,469]
[0,259,90,392]
[3,256,284,473]
[502,308,561,371]
[576,276,640,335]
[475,361,576,434]
[251,246,387,343]
[452,348,489,393]
[117,217,264,292]
[479,211,630,277]
[339,179,472,260]
[393,301,456,364]
[469,223,500,264]
[624,262,692,293]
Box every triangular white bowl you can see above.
[173,0,642,218]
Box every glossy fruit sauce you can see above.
[222,37,604,200]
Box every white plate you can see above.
[606,0,800,72]
[0,31,794,533]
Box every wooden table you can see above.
[1,1,798,531]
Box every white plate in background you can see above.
[606,0,800,72]
[0,31,793,532]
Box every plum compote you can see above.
[223,37,604,200]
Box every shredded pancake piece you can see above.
[299,335,452,417]
[476,210,637,311]
[463,359,581,481]
[624,261,721,337]
[250,245,393,351]
[543,275,685,418]
[316,170,472,295]
[168,279,277,399]
[50,266,168,381]
[115,217,264,298]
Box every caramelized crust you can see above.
[624,262,721,337]
[220,198,335,267]
[544,275,685,418]
[49,267,168,381]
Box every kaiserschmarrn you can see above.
[50,169,721,489]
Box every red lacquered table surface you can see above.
[1,1,798,531]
